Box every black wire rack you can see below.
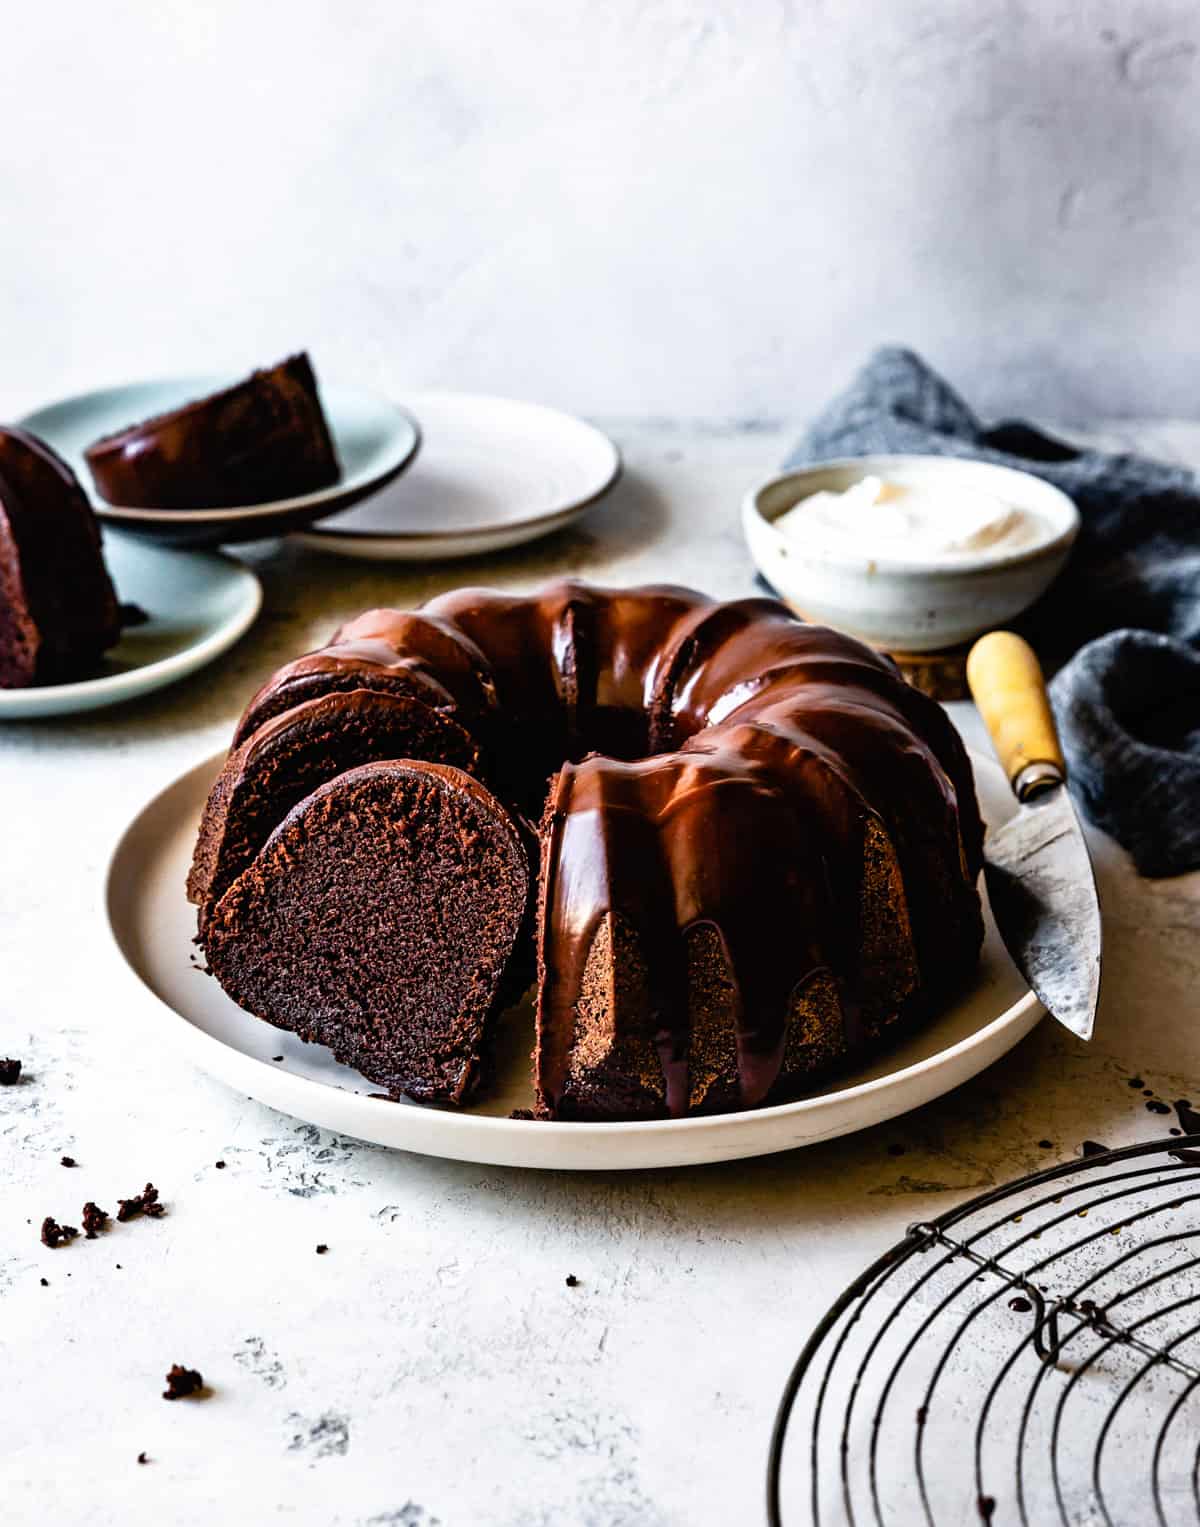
[767,1136,1200,1526]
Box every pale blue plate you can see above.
[0,533,261,718]
[19,377,420,547]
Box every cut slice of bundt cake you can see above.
[84,353,339,510]
[0,426,120,687]
[188,689,485,917]
[232,608,499,749]
[202,762,532,1105]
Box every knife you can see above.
[965,630,1102,1040]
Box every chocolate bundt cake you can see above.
[0,426,120,687]
[84,353,339,509]
[192,582,985,1120]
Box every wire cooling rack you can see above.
[768,1136,1200,1526]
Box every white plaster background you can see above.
[2,0,1200,426]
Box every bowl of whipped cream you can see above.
[742,454,1079,651]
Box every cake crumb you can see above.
[215,1161,226,1170]
[1176,1099,1200,1132]
[0,1057,21,1085]
[117,1183,165,1222]
[82,1202,110,1239]
[39,1277,48,1287]
[41,1217,79,1248]
[60,1155,77,1168]
[565,1274,580,1287]
[272,1055,284,1062]
[315,1244,329,1255]
[137,1452,149,1465]
[162,1365,204,1401]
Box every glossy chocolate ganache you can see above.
[193,581,984,1120]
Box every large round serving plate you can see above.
[293,391,620,560]
[105,750,1041,1170]
[0,535,261,719]
[19,377,420,547]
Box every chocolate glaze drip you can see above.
[538,749,859,1113]
[227,580,984,1119]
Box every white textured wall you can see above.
[2,0,1198,424]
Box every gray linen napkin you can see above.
[780,346,1200,877]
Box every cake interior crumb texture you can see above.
[203,762,531,1105]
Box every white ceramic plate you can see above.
[1,535,261,719]
[18,377,420,547]
[105,749,1042,1169]
[293,390,621,560]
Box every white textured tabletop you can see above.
[3,420,1199,1527]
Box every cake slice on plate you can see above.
[202,761,533,1106]
[84,352,339,510]
[0,426,121,687]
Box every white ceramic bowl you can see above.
[742,454,1080,652]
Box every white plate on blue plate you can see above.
[19,377,420,547]
[0,533,261,719]
[105,750,1041,1170]
[295,390,620,560]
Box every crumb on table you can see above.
[117,1184,166,1222]
[162,1365,204,1401]
[41,1217,79,1249]
[82,1202,110,1239]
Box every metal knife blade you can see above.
[983,783,1101,1040]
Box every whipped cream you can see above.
[774,472,1046,562]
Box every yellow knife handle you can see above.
[966,631,1066,800]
